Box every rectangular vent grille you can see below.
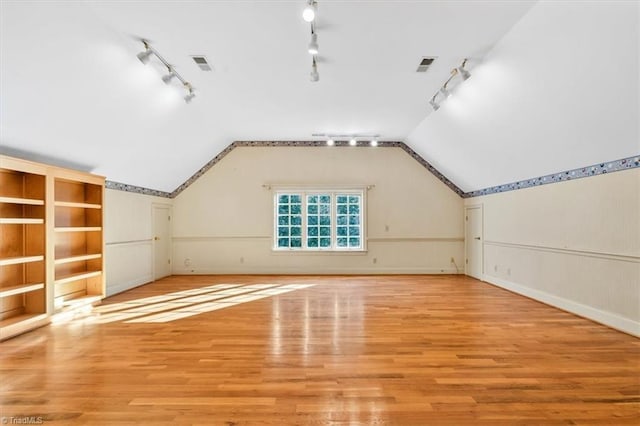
[192,56,212,71]
[416,57,436,73]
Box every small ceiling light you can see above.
[327,138,335,146]
[310,57,319,82]
[184,91,196,103]
[303,1,317,22]
[370,139,378,147]
[184,83,196,103]
[440,86,451,99]
[349,138,357,146]
[162,67,177,84]
[457,66,471,81]
[429,98,440,111]
[457,58,471,81]
[137,42,153,64]
[308,33,319,55]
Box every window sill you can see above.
[271,249,368,256]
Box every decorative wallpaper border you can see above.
[398,143,465,197]
[105,142,640,201]
[464,155,640,198]
[168,140,464,198]
[105,180,172,198]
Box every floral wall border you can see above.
[104,142,640,201]
[105,180,172,198]
[464,155,640,198]
[168,140,465,198]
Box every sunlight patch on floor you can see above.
[92,283,315,324]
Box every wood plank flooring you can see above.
[1,275,638,425]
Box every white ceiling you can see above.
[0,0,536,192]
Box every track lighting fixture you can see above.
[302,2,324,82]
[184,83,196,103]
[313,133,382,146]
[308,32,319,55]
[440,86,451,99]
[429,58,471,111]
[457,59,471,81]
[303,1,317,22]
[136,42,153,64]
[310,57,319,82]
[161,67,177,84]
[136,39,196,104]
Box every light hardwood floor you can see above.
[1,275,638,425]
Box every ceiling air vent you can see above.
[192,56,212,71]
[416,57,436,73]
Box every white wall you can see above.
[172,146,464,274]
[104,188,172,296]
[468,168,640,336]
[408,0,639,192]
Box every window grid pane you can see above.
[336,194,362,249]
[306,194,331,249]
[276,193,303,249]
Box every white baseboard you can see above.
[483,274,640,337]
[172,267,462,275]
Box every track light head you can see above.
[457,66,471,81]
[137,48,152,64]
[430,99,440,111]
[303,1,317,22]
[308,33,319,55]
[326,139,335,146]
[183,83,196,103]
[162,67,177,84]
[349,138,357,146]
[310,58,319,82]
[370,139,378,147]
[440,87,451,99]
[184,91,196,103]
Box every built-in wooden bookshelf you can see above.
[0,155,105,340]
[0,157,48,340]
[53,174,104,312]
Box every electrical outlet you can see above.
[184,258,191,267]
[240,257,244,264]
[373,257,377,264]
[450,257,455,263]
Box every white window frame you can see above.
[272,187,366,252]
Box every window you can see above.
[274,190,364,251]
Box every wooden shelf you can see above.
[54,201,101,209]
[54,254,102,265]
[55,270,102,285]
[1,154,105,339]
[60,294,103,308]
[0,313,49,340]
[54,226,102,233]
[0,218,44,225]
[0,283,45,298]
[0,196,44,205]
[0,255,44,266]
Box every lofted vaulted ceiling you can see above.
[0,0,537,193]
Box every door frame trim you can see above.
[152,203,173,280]
[464,204,484,280]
